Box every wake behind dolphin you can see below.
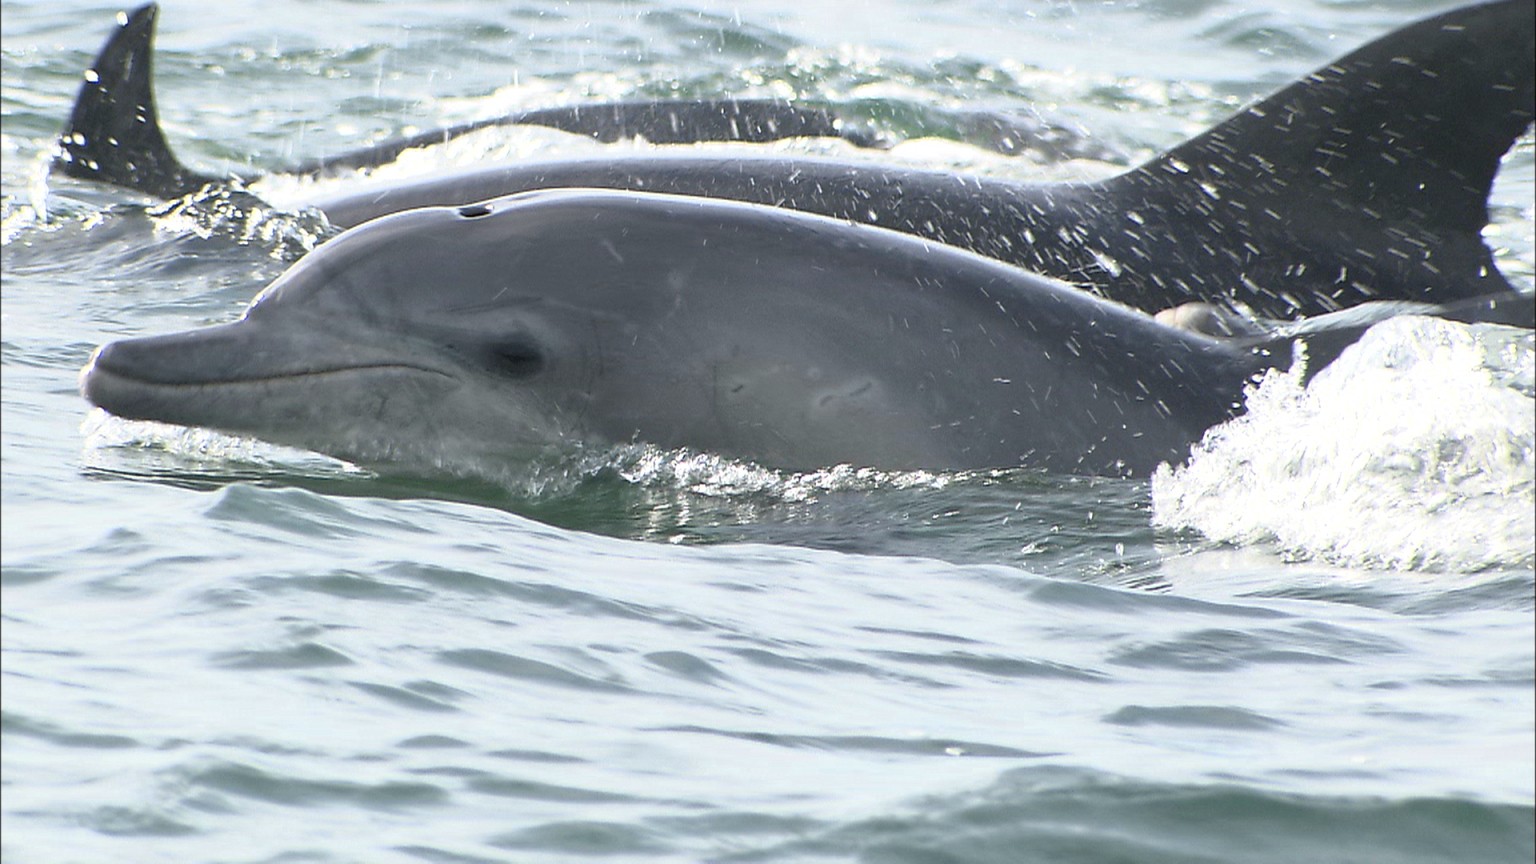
[66,2,1536,479]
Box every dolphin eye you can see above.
[458,204,491,218]
[485,338,544,378]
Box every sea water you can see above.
[3,1,1532,861]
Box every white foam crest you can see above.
[79,410,966,503]
[250,126,615,210]
[144,187,334,257]
[1152,316,1535,573]
[249,117,1041,216]
[80,410,368,478]
[597,444,955,502]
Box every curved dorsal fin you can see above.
[1085,0,1535,316]
[1132,0,1533,242]
[56,3,221,199]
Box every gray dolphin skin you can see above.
[60,2,1535,322]
[82,190,1291,476]
[68,2,1536,478]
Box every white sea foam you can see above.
[1152,315,1535,572]
[600,443,956,501]
[79,409,368,478]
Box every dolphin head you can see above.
[83,192,633,470]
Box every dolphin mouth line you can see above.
[86,361,458,390]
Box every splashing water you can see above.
[1152,315,1535,572]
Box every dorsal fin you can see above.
[1101,0,1534,314]
[1158,0,1534,238]
[56,3,221,199]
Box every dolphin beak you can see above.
[81,318,457,430]
[82,323,269,423]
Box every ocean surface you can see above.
[3,0,1534,862]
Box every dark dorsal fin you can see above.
[1146,0,1534,237]
[1097,0,1534,314]
[56,3,222,199]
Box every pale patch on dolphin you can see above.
[57,2,1535,323]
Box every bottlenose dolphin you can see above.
[59,2,1535,322]
[79,189,1523,478]
[78,190,1285,476]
